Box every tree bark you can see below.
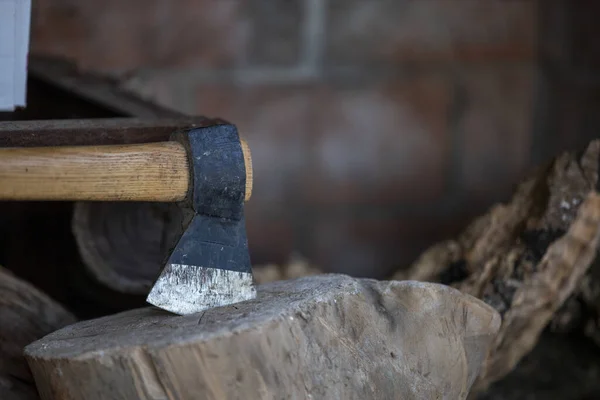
[393,140,600,394]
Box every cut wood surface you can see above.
[0,266,76,400]
[393,139,600,394]
[72,201,184,294]
[25,274,500,400]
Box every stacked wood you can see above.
[0,266,76,400]
[24,274,500,400]
[71,201,184,295]
[392,139,600,394]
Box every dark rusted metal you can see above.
[0,117,227,147]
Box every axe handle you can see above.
[0,140,253,202]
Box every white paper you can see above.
[13,0,31,106]
[0,0,31,111]
[0,1,16,110]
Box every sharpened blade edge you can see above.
[146,264,256,315]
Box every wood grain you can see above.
[0,142,189,201]
[0,139,253,202]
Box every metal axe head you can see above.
[146,123,256,315]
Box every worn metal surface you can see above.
[147,124,254,315]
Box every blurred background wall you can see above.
[27,0,600,279]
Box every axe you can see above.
[0,122,256,315]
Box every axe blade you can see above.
[147,211,256,315]
[147,124,256,315]
[147,264,255,315]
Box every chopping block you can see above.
[24,275,501,400]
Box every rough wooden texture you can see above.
[0,266,76,400]
[25,274,500,400]
[393,139,600,394]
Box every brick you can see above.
[302,73,451,206]
[242,0,303,66]
[325,0,538,66]
[458,66,535,201]
[196,84,314,209]
[31,0,246,73]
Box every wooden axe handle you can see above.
[0,140,253,202]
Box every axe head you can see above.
[146,124,256,315]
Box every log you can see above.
[0,266,76,400]
[73,201,323,294]
[24,274,500,400]
[71,201,184,294]
[393,139,600,394]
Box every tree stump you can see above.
[72,201,184,295]
[0,266,76,400]
[393,139,600,394]
[25,274,500,400]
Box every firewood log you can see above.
[71,201,184,295]
[393,139,600,393]
[24,275,500,400]
[0,266,76,400]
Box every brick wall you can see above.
[29,0,600,278]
